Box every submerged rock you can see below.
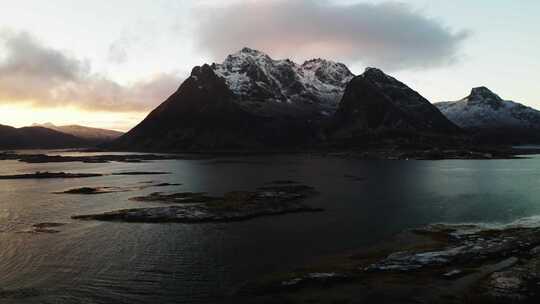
[111,171,171,176]
[0,287,41,299]
[266,180,299,185]
[344,174,366,181]
[18,223,67,234]
[280,272,351,288]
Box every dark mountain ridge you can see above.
[110,48,463,152]
[32,123,123,144]
[0,124,89,149]
[111,49,356,151]
[331,68,460,140]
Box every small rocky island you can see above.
[111,171,171,176]
[0,172,103,180]
[19,223,67,234]
[235,222,540,303]
[72,184,322,223]
[56,183,181,195]
[57,187,131,195]
[0,151,207,164]
[0,171,172,180]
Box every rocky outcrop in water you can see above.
[72,184,322,223]
[0,172,103,180]
[236,221,540,303]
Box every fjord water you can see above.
[1,152,540,303]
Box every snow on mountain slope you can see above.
[435,87,540,129]
[211,47,353,116]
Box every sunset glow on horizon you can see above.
[0,0,539,131]
[0,104,145,132]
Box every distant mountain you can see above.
[435,87,540,144]
[33,123,123,144]
[0,124,88,149]
[331,68,461,143]
[111,48,354,151]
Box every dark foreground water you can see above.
[1,152,540,303]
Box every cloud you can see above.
[0,30,182,112]
[194,0,469,70]
[108,37,131,64]
[107,26,147,64]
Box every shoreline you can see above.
[1,145,535,163]
[233,219,540,303]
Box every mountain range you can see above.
[0,123,123,150]
[111,48,355,150]
[0,124,87,149]
[111,48,462,151]
[32,123,123,144]
[2,48,538,151]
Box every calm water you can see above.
[1,152,540,303]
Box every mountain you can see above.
[33,123,123,144]
[110,48,466,152]
[111,48,354,151]
[435,87,540,143]
[0,124,88,149]
[212,47,353,117]
[330,68,461,144]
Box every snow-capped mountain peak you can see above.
[220,47,274,71]
[211,48,354,115]
[300,58,352,87]
[435,87,540,130]
[464,87,504,108]
[468,86,503,101]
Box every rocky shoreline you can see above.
[0,146,530,164]
[319,146,524,160]
[235,221,540,303]
[0,152,209,164]
[72,184,322,223]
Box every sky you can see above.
[0,0,538,131]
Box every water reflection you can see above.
[1,153,540,303]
